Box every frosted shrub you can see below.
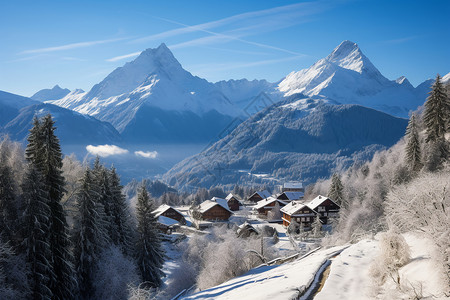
[93,246,139,300]
[369,231,410,286]
[385,171,450,292]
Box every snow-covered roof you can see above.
[280,201,309,215]
[211,197,229,210]
[280,191,304,200]
[253,197,287,210]
[198,200,233,214]
[252,190,271,199]
[225,193,239,201]
[157,215,179,227]
[152,204,183,218]
[283,182,303,189]
[306,195,336,210]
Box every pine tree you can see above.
[25,114,76,299]
[109,167,133,255]
[73,168,105,299]
[328,173,344,207]
[135,184,165,287]
[423,74,450,143]
[404,113,423,173]
[21,165,53,300]
[312,214,322,238]
[0,157,18,242]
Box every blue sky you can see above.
[1,0,449,96]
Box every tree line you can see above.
[0,115,165,299]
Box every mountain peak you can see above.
[31,85,70,102]
[326,40,376,74]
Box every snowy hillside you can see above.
[183,234,448,300]
[0,90,121,146]
[278,41,428,117]
[163,95,408,189]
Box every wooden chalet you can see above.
[306,195,340,224]
[276,191,304,202]
[198,200,233,221]
[253,197,287,215]
[225,193,242,211]
[153,204,186,225]
[280,201,317,228]
[247,190,271,203]
[282,182,304,193]
[156,216,180,234]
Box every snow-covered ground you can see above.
[179,232,448,300]
[181,245,347,300]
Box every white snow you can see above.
[182,245,346,300]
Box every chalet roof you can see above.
[279,191,304,200]
[157,215,179,227]
[152,204,184,218]
[306,195,339,210]
[225,193,239,201]
[211,197,229,210]
[198,200,233,214]
[283,182,303,189]
[253,197,287,210]
[280,201,307,215]
[250,190,271,199]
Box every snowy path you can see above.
[182,245,347,300]
[314,239,379,300]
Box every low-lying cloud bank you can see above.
[86,144,129,157]
[134,150,158,159]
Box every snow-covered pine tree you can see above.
[0,155,18,243]
[328,173,344,207]
[26,114,76,299]
[404,113,423,173]
[109,166,133,255]
[312,214,322,238]
[135,184,165,288]
[91,159,113,246]
[21,164,53,300]
[73,168,106,299]
[423,74,450,143]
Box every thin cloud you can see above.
[134,1,329,44]
[382,36,418,44]
[190,55,306,74]
[86,144,129,157]
[20,37,127,54]
[106,51,142,62]
[135,150,158,159]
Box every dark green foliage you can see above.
[25,114,76,299]
[0,160,18,242]
[73,169,105,299]
[21,165,53,300]
[109,167,133,255]
[135,185,165,287]
[404,113,422,173]
[328,173,344,207]
[423,74,450,143]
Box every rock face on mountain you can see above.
[0,90,121,146]
[163,95,408,189]
[47,44,240,143]
[277,40,427,117]
[31,85,71,102]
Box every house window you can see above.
[306,217,309,222]
[318,206,325,212]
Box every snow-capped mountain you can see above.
[48,44,240,142]
[163,94,408,189]
[0,90,121,146]
[31,85,71,102]
[278,40,428,117]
